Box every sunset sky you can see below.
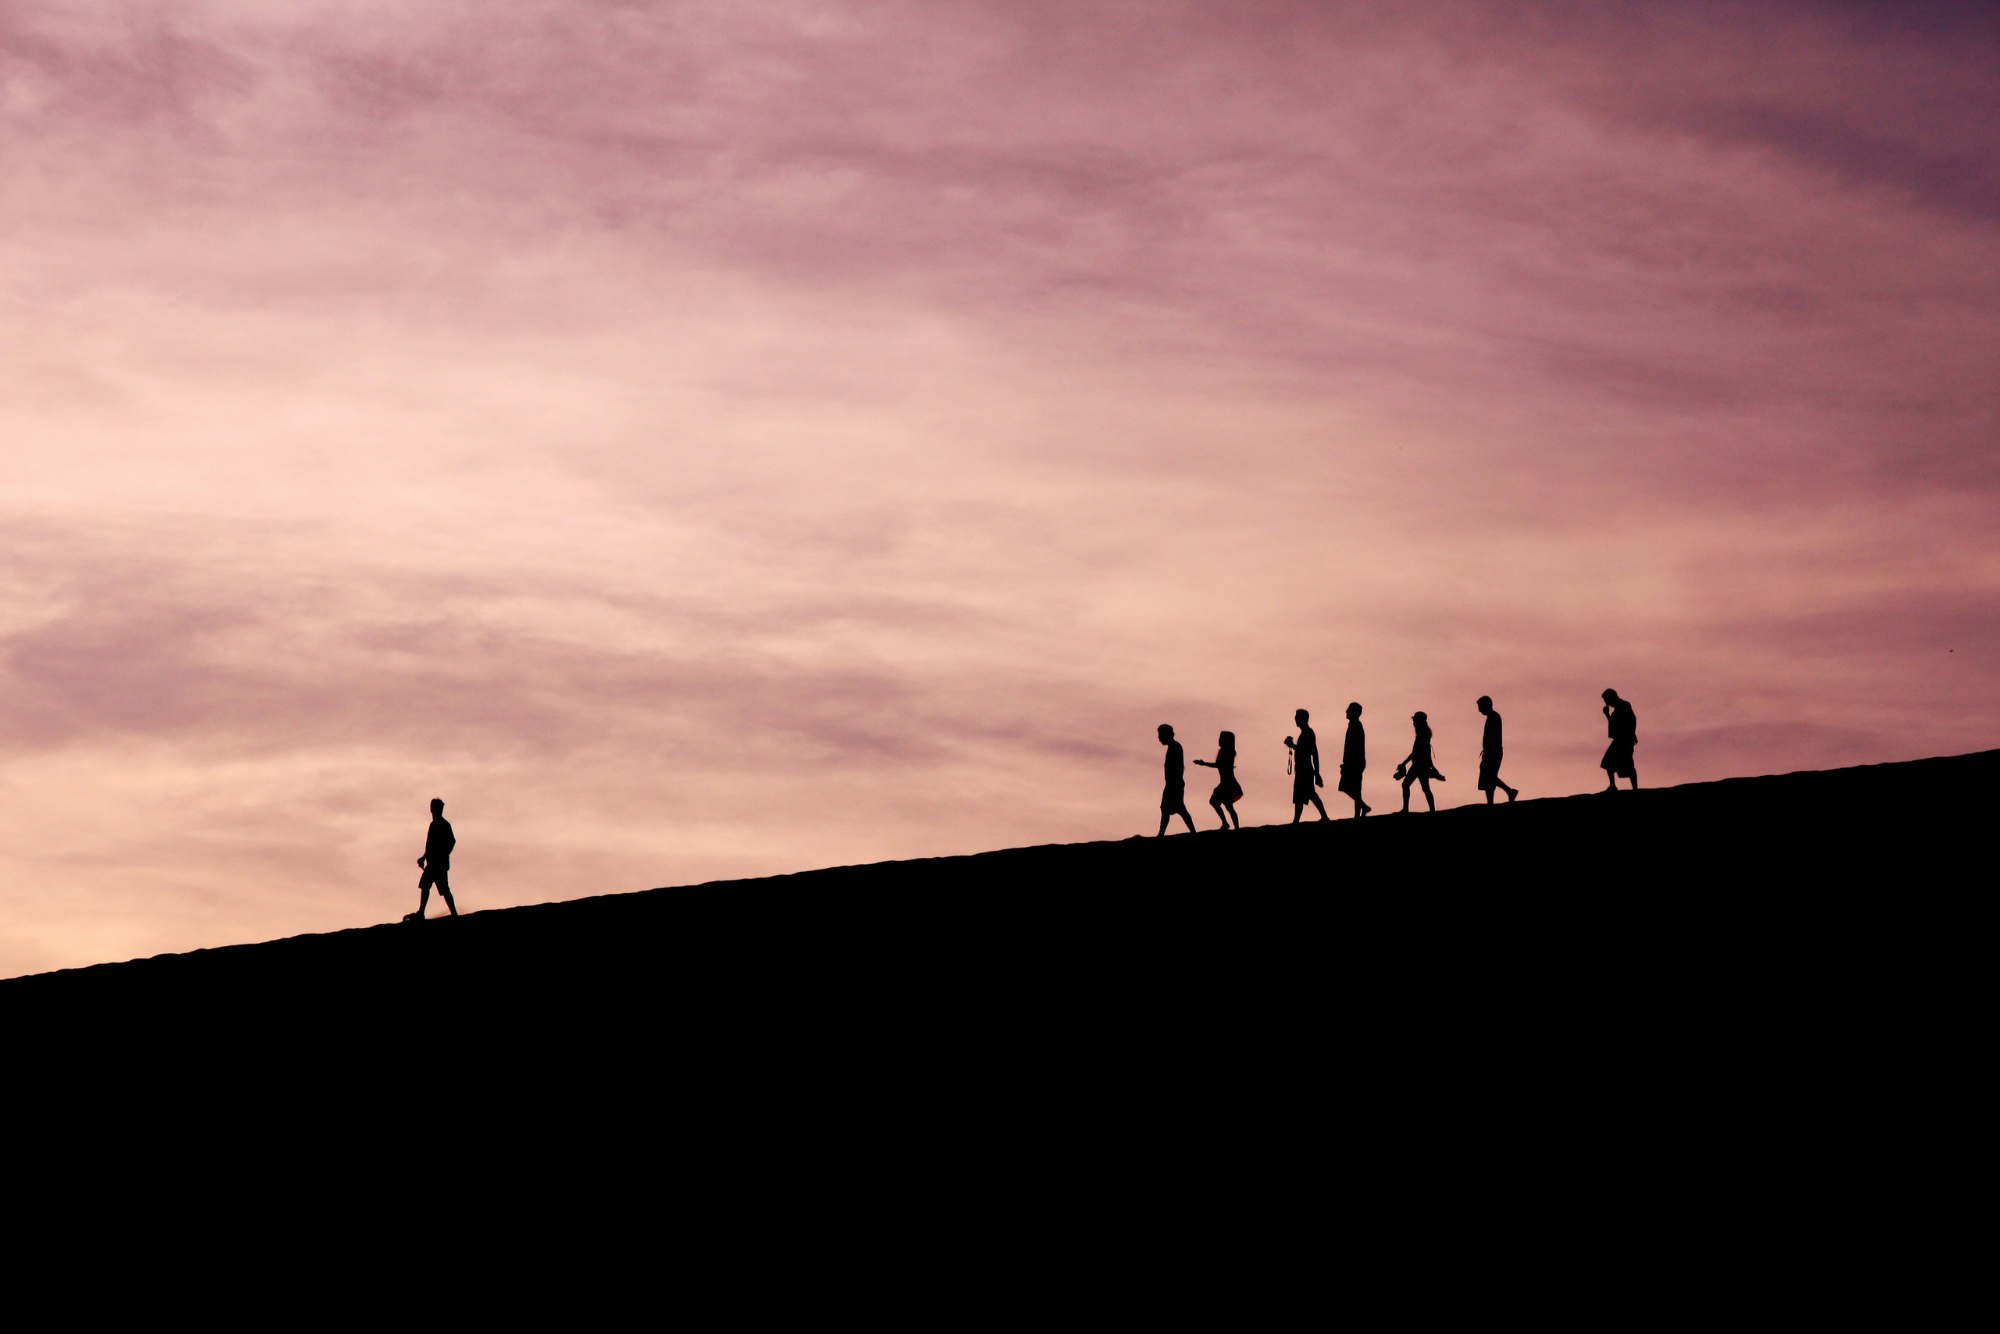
[4,1,1996,975]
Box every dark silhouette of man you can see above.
[1601,689,1638,792]
[407,798,458,922]
[1476,696,1519,804]
[1284,709,1329,823]
[1338,702,1370,817]
[1156,725,1197,836]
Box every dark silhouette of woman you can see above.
[1157,724,1198,836]
[1601,689,1638,791]
[1192,730,1243,830]
[1476,696,1518,804]
[1284,709,1329,823]
[1338,702,1370,817]
[1394,711,1446,812]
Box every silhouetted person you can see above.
[1157,725,1197,836]
[1601,689,1638,791]
[1284,709,1329,823]
[1338,702,1370,817]
[407,798,458,923]
[1192,730,1243,830]
[1394,711,1445,812]
[1475,696,1518,804]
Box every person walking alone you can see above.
[1476,696,1519,804]
[407,798,459,923]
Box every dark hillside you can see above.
[10,752,1987,1046]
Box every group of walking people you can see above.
[1154,688,1639,834]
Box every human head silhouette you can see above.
[1218,730,1235,750]
[430,798,444,815]
[1477,696,1493,714]
[1295,709,1309,727]
[1346,702,1361,720]
[1158,724,1174,744]
[1602,688,1620,703]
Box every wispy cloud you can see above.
[3,0,1996,973]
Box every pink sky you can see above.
[4,1,1996,975]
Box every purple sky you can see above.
[4,1,1996,974]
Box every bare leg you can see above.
[439,886,458,917]
[1485,786,1495,805]
[1221,801,1240,830]
[1293,803,1305,824]
[1210,798,1229,829]
[1503,780,1518,802]
[1308,794,1329,821]
[1629,770,1639,790]
[1157,812,1170,837]
[1177,805,1197,834]
[1400,777,1413,812]
[1419,776,1435,812]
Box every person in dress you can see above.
[1283,708,1330,824]
[1338,702,1370,817]
[1192,730,1243,830]
[1475,696,1519,804]
[1600,689,1638,791]
[1157,724,1198,836]
[1394,711,1446,813]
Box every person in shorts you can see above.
[407,798,459,922]
[1600,689,1638,792]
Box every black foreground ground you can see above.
[9,752,1986,1034]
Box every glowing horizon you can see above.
[4,1,1997,974]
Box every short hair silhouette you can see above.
[1601,690,1638,791]
[1475,696,1517,803]
[1156,724,1195,836]
[409,799,458,923]
[1289,710,1329,824]
[1339,704,1369,817]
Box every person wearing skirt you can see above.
[1192,730,1243,830]
[1395,711,1446,813]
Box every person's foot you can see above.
[1505,787,1517,802]
[402,911,423,923]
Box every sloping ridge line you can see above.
[5,748,1993,998]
